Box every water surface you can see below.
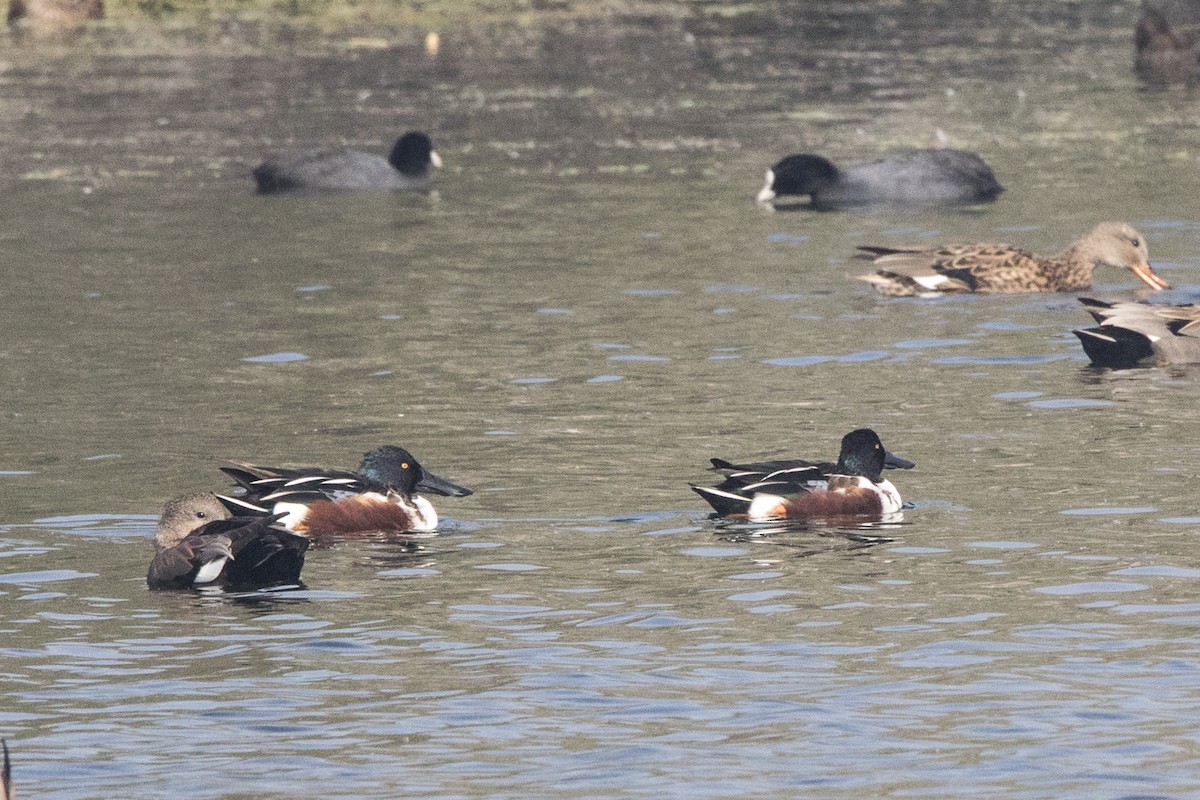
[3,3,1200,798]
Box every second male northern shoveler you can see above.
[218,445,472,537]
[691,429,914,521]
[148,493,309,590]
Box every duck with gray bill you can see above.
[756,148,1002,210]
[253,130,441,193]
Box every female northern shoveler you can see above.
[855,222,1169,296]
[1074,297,1200,368]
[691,429,914,521]
[217,445,472,537]
[148,493,309,590]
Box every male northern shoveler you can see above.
[217,445,472,537]
[856,222,1170,296]
[691,429,914,521]
[755,149,1002,211]
[147,493,309,590]
[1073,297,1200,368]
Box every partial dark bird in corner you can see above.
[7,0,103,27]
[253,131,442,194]
[1,738,10,800]
[148,493,308,590]
[1074,297,1200,368]
[1135,7,1200,85]
[856,222,1170,297]
[755,149,1002,211]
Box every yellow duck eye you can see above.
[401,462,410,469]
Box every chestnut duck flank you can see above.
[856,222,1169,297]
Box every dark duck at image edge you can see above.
[253,130,442,193]
[755,148,1003,210]
[147,493,309,590]
[1074,297,1200,368]
[1135,7,1200,85]
[218,445,473,537]
[855,222,1170,296]
[692,429,914,521]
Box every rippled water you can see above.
[3,2,1200,798]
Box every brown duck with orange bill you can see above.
[855,222,1169,297]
